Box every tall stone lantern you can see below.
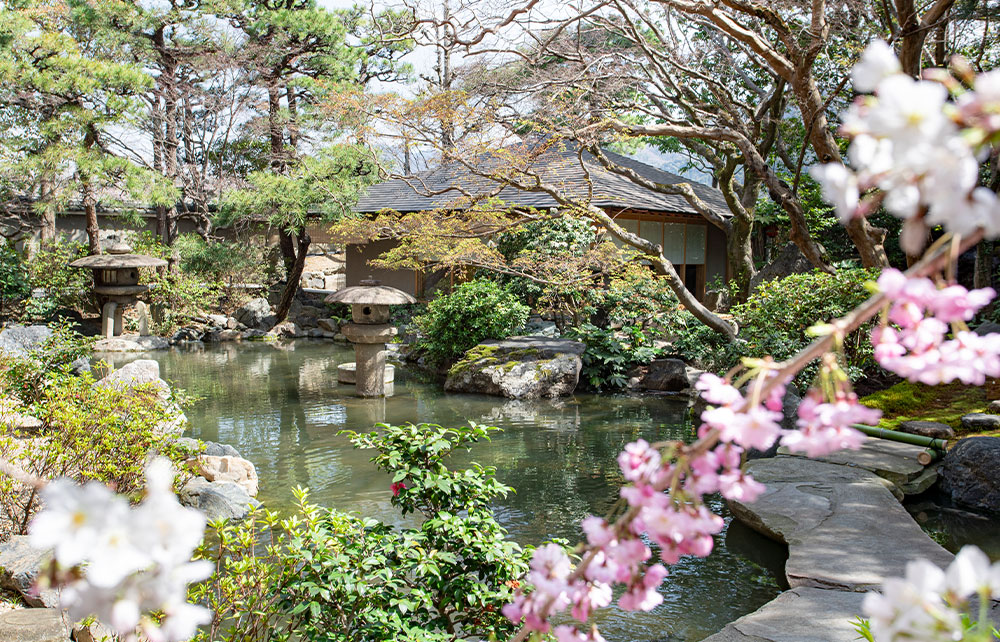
[326,279,416,397]
[69,243,167,338]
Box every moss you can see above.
[861,381,995,437]
[447,345,544,378]
[448,345,500,378]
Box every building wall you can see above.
[346,240,421,296]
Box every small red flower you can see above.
[391,481,407,496]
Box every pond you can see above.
[100,340,784,642]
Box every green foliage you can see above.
[567,322,663,391]
[129,232,223,332]
[590,264,682,329]
[0,240,29,317]
[0,356,188,535]
[415,279,529,364]
[493,216,597,309]
[671,268,879,387]
[0,320,92,404]
[219,147,377,234]
[193,422,530,642]
[22,238,91,320]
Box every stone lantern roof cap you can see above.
[325,280,417,305]
[68,253,168,269]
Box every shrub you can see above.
[567,322,664,391]
[128,232,223,332]
[0,361,189,535]
[0,321,92,404]
[415,279,529,364]
[22,238,91,320]
[0,241,29,319]
[192,422,531,642]
[671,267,879,387]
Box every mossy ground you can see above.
[860,381,998,438]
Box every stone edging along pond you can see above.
[702,449,999,642]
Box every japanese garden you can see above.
[0,0,999,641]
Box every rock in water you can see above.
[94,359,170,401]
[627,358,689,392]
[939,437,1000,514]
[234,297,273,330]
[179,478,260,521]
[444,337,585,399]
[189,455,259,497]
[0,325,52,359]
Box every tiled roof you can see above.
[355,145,732,218]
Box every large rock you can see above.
[234,298,273,330]
[897,420,955,440]
[444,337,584,399]
[0,536,58,608]
[627,358,689,392]
[94,359,170,401]
[939,437,1000,514]
[189,455,259,497]
[729,455,953,592]
[0,325,52,358]
[0,608,68,642]
[749,243,814,293]
[179,477,259,521]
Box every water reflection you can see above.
[99,340,782,641]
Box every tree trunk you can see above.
[39,177,55,245]
[273,228,310,324]
[975,240,994,289]
[278,230,296,277]
[789,74,889,268]
[268,84,284,171]
[83,183,100,255]
[727,216,755,303]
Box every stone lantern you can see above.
[326,279,416,397]
[69,243,167,338]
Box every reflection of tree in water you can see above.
[907,500,1000,561]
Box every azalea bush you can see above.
[0,363,189,535]
[191,422,530,642]
[416,279,529,364]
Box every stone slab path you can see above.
[703,452,997,642]
[778,437,936,495]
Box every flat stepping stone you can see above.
[702,587,865,641]
[961,413,1000,432]
[778,437,934,495]
[0,608,67,642]
[897,420,955,440]
[730,455,953,592]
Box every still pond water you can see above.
[103,340,787,642]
